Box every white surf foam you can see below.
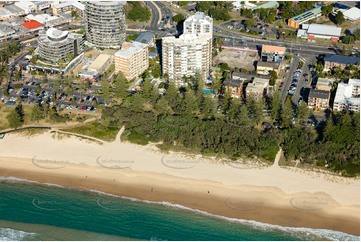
[0,228,36,241]
[1,176,359,241]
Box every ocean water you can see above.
[0,177,359,241]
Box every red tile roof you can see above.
[21,20,43,30]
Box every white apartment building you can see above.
[162,12,213,83]
[162,33,212,83]
[84,1,125,48]
[183,11,213,36]
[333,79,360,112]
[114,42,149,80]
[38,27,84,64]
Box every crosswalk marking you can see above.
[300,58,307,63]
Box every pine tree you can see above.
[271,91,281,120]
[31,104,44,122]
[7,108,22,129]
[296,101,309,124]
[281,98,294,128]
[184,89,199,115]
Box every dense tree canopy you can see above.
[98,76,359,176]
[126,2,151,22]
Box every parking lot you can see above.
[223,20,278,39]
[0,79,105,113]
[213,48,259,70]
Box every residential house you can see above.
[307,89,330,111]
[333,79,360,112]
[323,54,359,71]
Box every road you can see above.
[214,24,335,55]
[146,1,162,31]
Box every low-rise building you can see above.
[261,45,286,62]
[0,4,23,20]
[252,1,279,10]
[88,54,113,76]
[333,79,360,112]
[21,19,44,33]
[134,31,155,47]
[34,1,51,11]
[307,89,330,111]
[52,1,85,17]
[114,42,149,80]
[14,1,36,14]
[25,13,71,28]
[337,7,360,21]
[257,61,281,75]
[316,78,334,91]
[38,27,84,64]
[246,77,269,98]
[0,23,16,42]
[323,54,359,71]
[288,7,322,29]
[232,1,256,10]
[297,24,341,41]
[224,79,243,99]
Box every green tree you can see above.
[334,11,345,25]
[296,101,309,124]
[321,5,333,17]
[281,98,293,128]
[184,89,198,115]
[141,76,153,100]
[114,73,128,99]
[173,13,186,23]
[31,104,44,122]
[271,91,281,120]
[7,106,23,129]
[238,104,251,126]
[269,70,278,86]
[212,72,222,95]
[100,79,110,100]
[165,82,179,109]
[155,96,172,116]
[241,8,253,18]
[201,95,215,118]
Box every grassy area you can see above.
[0,103,11,130]
[125,19,149,27]
[61,122,119,142]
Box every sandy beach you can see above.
[0,130,359,236]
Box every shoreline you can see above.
[0,132,360,236]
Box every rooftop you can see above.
[89,54,112,71]
[324,54,359,65]
[262,45,286,54]
[21,20,43,30]
[46,27,68,40]
[316,78,334,91]
[289,7,322,22]
[309,89,330,99]
[134,32,155,45]
[38,27,82,47]
[334,82,360,106]
[257,61,280,68]
[252,1,279,10]
[54,1,85,11]
[342,7,360,20]
[306,24,342,37]
[349,79,360,87]
[185,11,213,24]
[247,77,269,94]
[115,42,148,58]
